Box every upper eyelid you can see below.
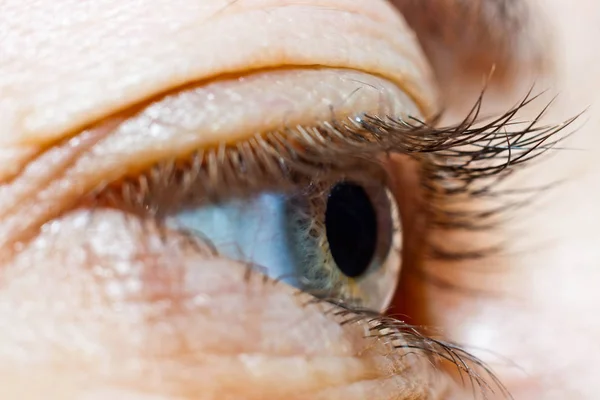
[63,68,427,197]
[0,67,428,252]
[0,67,425,182]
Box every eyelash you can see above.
[93,88,575,399]
[100,87,576,258]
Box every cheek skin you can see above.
[0,209,459,399]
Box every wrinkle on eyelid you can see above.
[0,146,40,182]
[0,122,120,254]
[0,0,436,147]
[0,209,458,399]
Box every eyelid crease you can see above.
[0,146,41,183]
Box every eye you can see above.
[169,173,402,312]
[80,67,429,318]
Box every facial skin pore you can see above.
[1,0,600,399]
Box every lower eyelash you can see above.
[232,262,509,399]
[296,294,513,400]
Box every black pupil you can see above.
[325,182,378,278]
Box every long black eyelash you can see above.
[105,87,577,244]
[99,88,578,302]
[407,92,578,297]
[98,88,578,298]
[417,88,577,220]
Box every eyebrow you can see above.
[392,0,544,80]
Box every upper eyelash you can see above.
[94,86,578,302]
[417,91,579,292]
[100,86,576,235]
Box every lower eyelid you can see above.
[0,207,457,399]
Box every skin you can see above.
[0,0,598,398]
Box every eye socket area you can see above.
[77,67,430,312]
[0,72,436,393]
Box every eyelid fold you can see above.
[0,0,438,147]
